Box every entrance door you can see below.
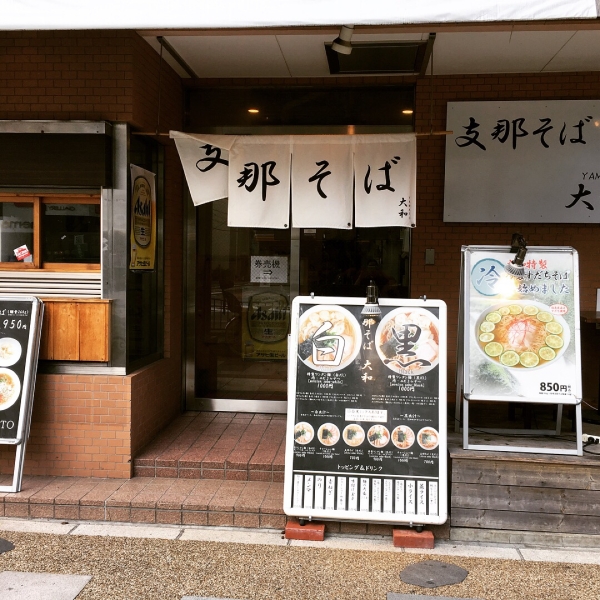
[187,199,410,412]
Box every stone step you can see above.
[133,412,286,481]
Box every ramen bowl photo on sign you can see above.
[476,300,570,370]
[376,308,440,375]
[0,368,20,411]
[297,305,361,372]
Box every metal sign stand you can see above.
[456,246,582,456]
[0,297,44,493]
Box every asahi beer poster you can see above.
[241,287,289,360]
[464,247,580,404]
[130,165,157,271]
[284,297,447,525]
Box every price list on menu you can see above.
[284,297,447,525]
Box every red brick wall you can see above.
[0,30,184,477]
[413,72,600,394]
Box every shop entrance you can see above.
[187,197,410,412]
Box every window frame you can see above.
[0,193,101,272]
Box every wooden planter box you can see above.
[39,298,111,362]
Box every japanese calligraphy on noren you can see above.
[445,101,600,224]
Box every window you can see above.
[0,195,100,270]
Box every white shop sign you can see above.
[445,100,600,223]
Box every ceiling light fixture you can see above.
[248,108,259,114]
[331,25,354,55]
[402,109,414,115]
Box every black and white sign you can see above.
[445,100,600,223]
[250,256,288,284]
[0,296,44,492]
[284,296,447,525]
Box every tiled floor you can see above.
[133,412,286,481]
[0,475,286,530]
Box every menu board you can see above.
[463,246,581,404]
[284,297,447,526]
[0,297,43,443]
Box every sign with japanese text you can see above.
[445,101,600,223]
[463,246,581,404]
[129,165,157,271]
[241,287,289,360]
[250,256,288,284]
[354,134,416,228]
[291,138,354,229]
[0,296,44,493]
[171,132,417,229]
[284,296,447,526]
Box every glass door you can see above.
[189,199,410,412]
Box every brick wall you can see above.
[0,30,184,477]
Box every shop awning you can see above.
[2,0,598,30]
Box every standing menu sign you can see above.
[462,247,581,404]
[0,297,44,492]
[284,296,447,526]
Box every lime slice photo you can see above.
[500,350,520,367]
[545,321,563,335]
[523,305,539,315]
[498,306,511,316]
[479,332,495,343]
[545,334,563,349]
[484,342,503,357]
[538,346,556,361]
[480,321,495,333]
[537,311,553,323]
[509,304,523,315]
[485,312,501,323]
[520,351,540,368]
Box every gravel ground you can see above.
[0,530,598,600]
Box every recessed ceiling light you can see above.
[402,109,414,115]
[248,108,259,114]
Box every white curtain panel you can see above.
[353,134,416,228]
[227,135,292,229]
[291,137,353,229]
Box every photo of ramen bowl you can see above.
[417,427,439,450]
[391,425,415,450]
[367,424,390,448]
[376,308,440,375]
[475,301,570,370]
[297,305,361,372]
[342,424,365,447]
[317,423,340,446]
[294,422,314,445]
[0,368,20,411]
[0,338,21,368]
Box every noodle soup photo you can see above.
[476,301,570,370]
[294,422,314,445]
[367,424,390,448]
[0,338,21,368]
[376,308,440,375]
[391,425,415,450]
[342,424,365,447]
[297,305,361,372]
[0,368,20,411]
[417,427,439,450]
[317,423,340,446]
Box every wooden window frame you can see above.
[0,193,101,272]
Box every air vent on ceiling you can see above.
[325,35,435,76]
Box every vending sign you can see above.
[463,246,581,404]
[0,296,44,493]
[284,296,447,526]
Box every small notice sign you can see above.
[250,256,288,284]
[13,245,31,262]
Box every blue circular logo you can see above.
[471,258,505,296]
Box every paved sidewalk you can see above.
[0,517,600,599]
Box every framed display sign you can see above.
[462,246,581,404]
[0,296,44,492]
[284,296,447,526]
